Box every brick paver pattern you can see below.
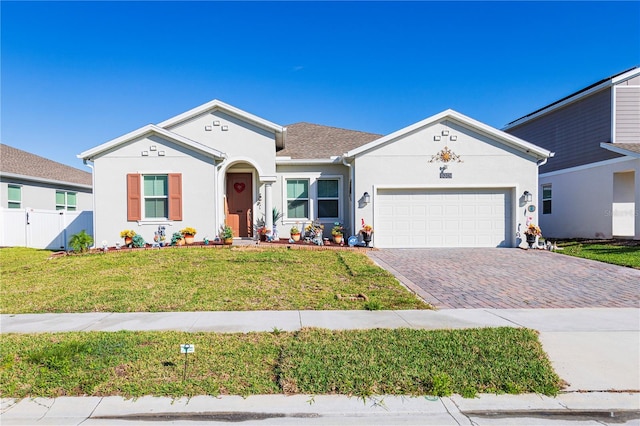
[368,248,640,309]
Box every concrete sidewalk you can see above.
[2,308,639,425]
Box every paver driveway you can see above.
[368,248,640,309]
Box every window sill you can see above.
[137,220,175,226]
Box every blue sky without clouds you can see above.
[2,1,639,169]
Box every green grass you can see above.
[0,247,430,313]
[0,328,562,398]
[557,241,640,269]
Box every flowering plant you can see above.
[120,229,136,239]
[331,222,345,236]
[180,227,197,236]
[305,221,324,238]
[360,224,373,234]
[290,226,300,235]
[524,224,542,236]
[257,226,271,235]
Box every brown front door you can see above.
[226,173,253,238]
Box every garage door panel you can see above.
[376,188,511,248]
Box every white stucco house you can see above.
[504,67,640,240]
[78,100,552,248]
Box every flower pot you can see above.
[184,234,195,245]
[176,238,185,246]
[124,237,132,246]
[526,234,536,248]
[224,238,233,245]
[260,234,267,242]
[333,235,343,244]
[291,233,301,242]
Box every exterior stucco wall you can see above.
[353,120,541,247]
[165,110,277,176]
[91,135,218,245]
[1,178,92,211]
[539,157,640,240]
[275,163,351,238]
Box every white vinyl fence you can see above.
[0,208,93,250]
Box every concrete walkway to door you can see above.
[367,248,640,309]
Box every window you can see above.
[56,191,77,211]
[542,184,552,214]
[126,173,182,221]
[317,179,339,218]
[286,179,309,219]
[7,185,21,208]
[143,175,168,218]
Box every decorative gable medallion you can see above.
[429,146,463,163]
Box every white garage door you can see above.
[375,188,512,248]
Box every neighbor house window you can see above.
[542,184,552,214]
[317,179,339,218]
[56,191,77,211]
[286,179,309,219]
[144,175,168,218]
[7,185,21,208]
[126,173,182,221]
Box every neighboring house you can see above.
[0,144,93,249]
[79,100,551,248]
[504,67,640,240]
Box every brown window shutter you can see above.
[168,173,182,221]
[126,174,141,221]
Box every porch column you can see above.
[264,182,273,233]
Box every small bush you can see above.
[68,230,93,253]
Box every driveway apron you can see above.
[368,248,640,309]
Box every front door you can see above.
[226,173,253,237]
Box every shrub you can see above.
[68,230,93,253]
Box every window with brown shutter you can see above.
[127,174,141,221]
[168,173,182,221]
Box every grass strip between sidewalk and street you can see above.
[1,247,430,313]
[1,327,562,399]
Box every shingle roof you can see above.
[614,143,640,154]
[278,122,382,159]
[0,144,92,186]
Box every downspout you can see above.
[83,159,96,249]
[342,155,354,237]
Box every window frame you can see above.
[542,184,552,215]
[316,178,340,219]
[282,174,343,223]
[143,175,169,220]
[285,178,310,220]
[7,184,21,209]
[55,190,77,211]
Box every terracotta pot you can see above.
[184,235,195,245]
[224,238,233,245]
[291,233,301,242]
[333,235,343,244]
[176,238,185,246]
[124,237,132,246]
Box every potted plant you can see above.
[120,229,136,247]
[524,223,542,248]
[331,222,345,244]
[360,223,373,246]
[221,225,234,245]
[171,231,185,246]
[257,226,271,242]
[180,227,197,245]
[290,226,301,242]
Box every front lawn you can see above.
[556,240,640,269]
[0,247,430,313]
[0,328,562,398]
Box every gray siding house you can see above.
[503,67,640,240]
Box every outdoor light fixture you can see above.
[363,192,371,204]
[523,191,533,203]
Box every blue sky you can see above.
[2,1,639,169]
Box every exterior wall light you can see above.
[363,192,371,204]
[524,191,533,203]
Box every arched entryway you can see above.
[225,172,254,238]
